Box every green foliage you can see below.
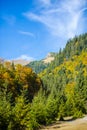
[30,91,47,125]
[73,109,83,119]
[0,92,11,130]
[26,60,49,74]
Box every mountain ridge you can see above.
[26,52,56,73]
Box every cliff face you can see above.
[42,53,55,63]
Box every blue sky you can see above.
[0,0,87,61]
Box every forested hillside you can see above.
[26,52,56,73]
[0,33,87,130]
[38,33,87,122]
[45,33,87,71]
[27,60,49,74]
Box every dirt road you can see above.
[40,116,87,130]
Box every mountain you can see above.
[0,52,55,67]
[0,58,31,66]
[43,33,87,72]
[42,52,56,63]
[11,59,31,66]
[26,52,56,73]
[0,58,5,64]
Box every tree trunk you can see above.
[59,115,64,121]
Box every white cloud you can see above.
[23,0,87,39]
[18,30,35,37]
[14,55,34,61]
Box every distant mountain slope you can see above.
[26,52,56,73]
[0,58,5,64]
[0,58,31,66]
[11,59,30,66]
[42,52,56,63]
